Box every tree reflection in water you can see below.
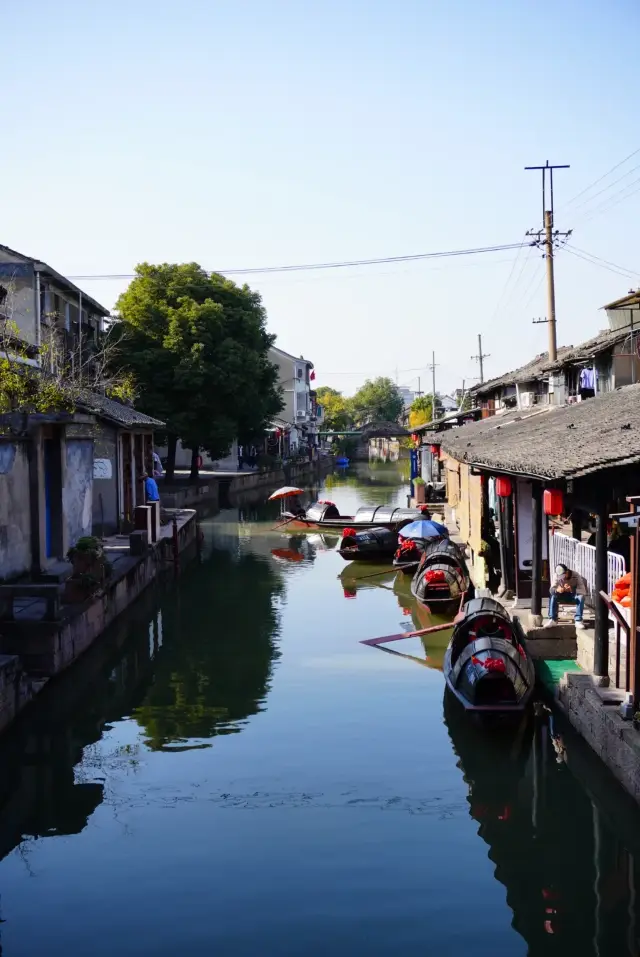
[133,548,283,750]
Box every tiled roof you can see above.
[80,393,165,428]
[471,321,639,396]
[0,243,110,317]
[439,385,640,480]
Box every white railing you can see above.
[548,532,626,606]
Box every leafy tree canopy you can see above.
[315,386,353,433]
[351,376,404,426]
[114,263,283,466]
[408,394,440,428]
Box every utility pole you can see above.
[525,160,571,362]
[429,351,438,420]
[471,334,490,384]
[416,376,422,398]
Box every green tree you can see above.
[351,376,404,426]
[408,394,439,428]
[315,386,353,433]
[114,263,283,481]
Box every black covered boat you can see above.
[410,539,471,610]
[443,597,535,715]
[285,501,430,531]
[393,537,433,573]
[338,526,398,561]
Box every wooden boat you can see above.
[443,598,535,714]
[393,537,431,573]
[410,539,471,611]
[285,501,430,531]
[338,526,398,561]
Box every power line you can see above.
[561,147,640,209]
[562,244,640,279]
[577,177,640,225]
[569,161,640,213]
[564,244,640,279]
[65,241,531,281]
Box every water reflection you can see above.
[445,695,640,956]
[2,462,640,957]
[0,588,161,864]
[133,547,283,749]
[324,461,410,506]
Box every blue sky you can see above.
[2,0,640,396]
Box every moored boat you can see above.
[443,598,535,715]
[284,501,431,531]
[410,539,471,611]
[338,526,398,561]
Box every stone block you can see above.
[129,530,149,556]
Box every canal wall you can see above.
[558,671,640,803]
[0,510,197,734]
[160,458,333,511]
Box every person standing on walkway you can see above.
[140,471,160,504]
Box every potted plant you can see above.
[65,537,110,603]
[413,476,427,504]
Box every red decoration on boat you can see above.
[425,569,446,583]
[543,488,564,515]
[495,476,512,498]
[472,655,506,673]
[343,587,356,599]
[342,527,357,538]
[418,504,431,513]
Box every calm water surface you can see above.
[0,462,640,956]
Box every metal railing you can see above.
[548,531,626,607]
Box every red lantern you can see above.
[544,488,565,516]
[495,476,512,498]
[430,444,440,455]
[411,433,419,443]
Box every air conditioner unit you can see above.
[519,391,534,408]
[296,410,306,419]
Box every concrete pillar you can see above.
[593,500,610,685]
[531,482,543,622]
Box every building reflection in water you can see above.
[444,692,640,956]
[0,542,283,877]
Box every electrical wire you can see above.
[577,177,640,226]
[487,234,529,323]
[561,245,639,279]
[568,162,640,213]
[564,244,640,279]
[66,241,532,281]
[561,147,640,210]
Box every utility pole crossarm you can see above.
[525,161,571,363]
[471,333,490,384]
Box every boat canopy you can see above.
[306,501,341,521]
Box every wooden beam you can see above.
[531,482,543,618]
[593,499,610,684]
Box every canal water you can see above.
[1,462,640,956]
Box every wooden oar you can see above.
[361,597,465,646]
[337,567,395,582]
[270,514,300,531]
[360,620,454,646]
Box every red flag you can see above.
[310,370,316,380]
